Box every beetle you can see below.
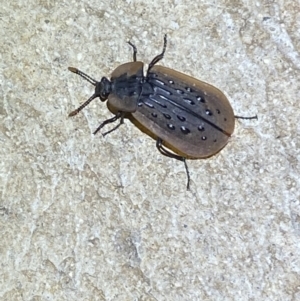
[68,35,256,189]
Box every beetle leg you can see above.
[93,111,125,136]
[235,115,258,120]
[146,34,168,76]
[156,138,191,190]
[127,41,138,62]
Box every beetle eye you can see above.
[100,91,109,101]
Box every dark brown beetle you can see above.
[68,35,256,189]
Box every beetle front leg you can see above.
[93,111,125,136]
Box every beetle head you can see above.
[95,77,111,101]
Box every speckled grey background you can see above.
[1,0,300,300]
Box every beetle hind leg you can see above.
[156,138,191,190]
[127,41,138,62]
[234,115,258,120]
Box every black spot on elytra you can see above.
[184,98,195,105]
[167,124,175,130]
[181,126,190,134]
[177,115,186,122]
[197,96,205,103]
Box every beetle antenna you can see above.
[68,93,98,117]
[68,67,97,86]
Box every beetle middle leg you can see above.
[93,111,125,136]
[156,138,191,190]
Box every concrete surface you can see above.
[1,0,299,300]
